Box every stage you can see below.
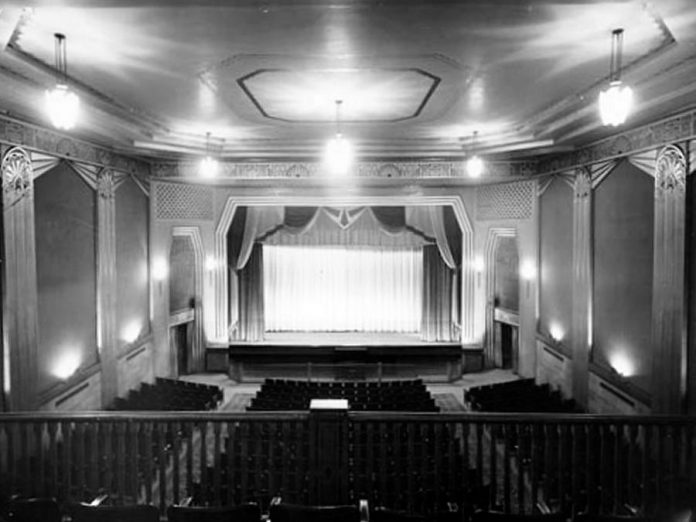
[205,332,484,383]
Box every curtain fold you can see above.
[421,244,454,342]
[237,243,265,341]
[264,244,422,332]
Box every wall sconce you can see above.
[205,255,217,272]
[53,350,81,381]
[473,255,485,286]
[121,320,142,344]
[152,257,168,293]
[520,259,536,298]
[549,323,564,343]
[609,351,634,378]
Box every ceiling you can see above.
[1,0,696,162]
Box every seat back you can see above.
[70,503,159,522]
[167,504,261,522]
[574,513,654,522]
[370,507,427,522]
[471,512,567,522]
[269,503,360,522]
[4,498,61,522]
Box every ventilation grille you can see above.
[476,181,535,220]
[155,183,214,221]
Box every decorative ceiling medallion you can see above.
[237,68,440,123]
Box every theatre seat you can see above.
[167,503,261,522]
[3,498,61,522]
[573,515,655,522]
[69,503,159,522]
[269,502,362,522]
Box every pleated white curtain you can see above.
[263,245,422,332]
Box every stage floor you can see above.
[239,331,455,346]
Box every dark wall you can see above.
[687,173,696,413]
[169,236,196,313]
[115,178,149,352]
[593,160,653,391]
[539,178,573,344]
[494,236,519,311]
[35,162,97,392]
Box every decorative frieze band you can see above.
[151,160,539,180]
[538,109,696,176]
[0,116,149,177]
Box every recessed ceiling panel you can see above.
[237,68,440,123]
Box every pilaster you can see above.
[571,168,592,408]
[651,145,687,414]
[1,147,39,410]
[96,169,118,407]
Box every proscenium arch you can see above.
[211,195,475,344]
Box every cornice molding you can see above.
[538,109,696,176]
[0,115,150,177]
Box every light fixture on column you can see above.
[599,28,633,127]
[324,100,353,176]
[199,132,220,178]
[466,131,484,178]
[45,33,80,130]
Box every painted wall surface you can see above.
[592,160,653,392]
[688,177,696,414]
[115,178,150,353]
[494,236,519,311]
[539,178,573,347]
[34,163,97,392]
[169,235,196,313]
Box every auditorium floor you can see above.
[179,368,520,412]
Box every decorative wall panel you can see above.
[476,181,535,221]
[155,183,214,221]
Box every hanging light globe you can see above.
[325,133,353,176]
[599,80,633,127]
[466,154,484,178]
[199,155,219,178]
[45,83,80,130]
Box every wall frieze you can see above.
[0,116,150,177]
[151,159,538,180]
[538,110,696,176]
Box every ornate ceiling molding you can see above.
[0,115,150,177]
[537,109,696,176]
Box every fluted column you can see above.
[96,169,119,407]
[651,145,687,414]
[2,147,39,410]
[571,168,592,408]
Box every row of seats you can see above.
[248,379,438,412]
[108,378,223,411]
[464,379,581,413]
[0,497,664,521]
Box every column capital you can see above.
[97,169,116,200]
[573,167,592,199]
[2,146,33,207]
[655,145,686,196]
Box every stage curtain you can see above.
[422,244,454,342]
[263,244,422,332]
[237,242,265,341]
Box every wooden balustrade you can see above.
[0,411,694,518]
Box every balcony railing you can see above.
[0,411,694,517]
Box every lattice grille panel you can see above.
[155,183,214,221]
[476,181,535,220]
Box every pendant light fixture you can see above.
[466,131,484,178]
[45,33,80,130]
[598,28,633,127]
[199,132,220,178]
[324,100,353,176]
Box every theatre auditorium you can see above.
[1,2,696,521]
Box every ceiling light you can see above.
[466,131,484,178]
[199,132,220,178]
[325,100,353,176]
[45,33,80,130]
[599,29,633,127]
